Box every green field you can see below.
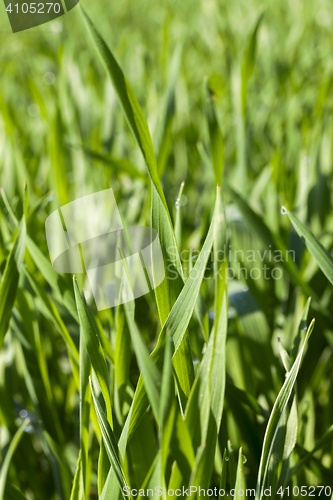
[0,0,333,498]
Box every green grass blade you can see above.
[26,236,78,320]
[234,448,247,500]
[80,326,91,498]
[69,451,83,500]
[283,206,333,286]
[174,181,185,248]
[73,277,112,425]
[3,483,27,500]
[79,7,166,210]
[219,449,227,498]
[79,6,184,327]
[204,82,224,186]
[116,190,219,452]
[81,148,146,180]
[89,378,129,497]
[123,301,161,423]
[241,12,264,116]
[23,268,79,364]
[290,297,311,363]
[0,186,77,320]
[286,424,333,483]
[115,302,131,422]
[0,420,29,500]
[0,216,26,350]
[255,318,316,499]
[211,187,228,432]
[227,185,315,298]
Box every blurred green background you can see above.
[1,0,333,498]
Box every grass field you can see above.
[0,0,333,498]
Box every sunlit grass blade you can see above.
[157,44,182,178]
[234,448,247,500]
[211,187,228,432]
[80,326,91,498]
[123,300,161,422]
[283,206,333,286]
[227,185,314,297]
[277,396,298,494]
[116,189,219,453]
[290,297,311,363]
[187,415,217,497]
[255,318,316,499]
[69,451,84,500]
[219,449,227,498]
[89,378,129,497]
[0,420,29,500]
[174,181,185,248]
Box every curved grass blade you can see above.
[241,12,264,116]
[0,186,77,320]
[80,147,146,180]
[80,326,91,498]
[23,268,79,364]
[255,318,316,499]
[283,206,333,286]
[174,181,185,248]
[157,44,182,178]
[211,187,228,432]
[226,185,314,298]
[89,378,129,498]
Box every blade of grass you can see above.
[69,452,83,500]
[0,420,29,500]
[0,216,26,350]
[283,206,333,286]
[255,318,316,500]
[89,378,129,497]
[73,276,112,425]
[204,82,224,186]
[234,448,247,500]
